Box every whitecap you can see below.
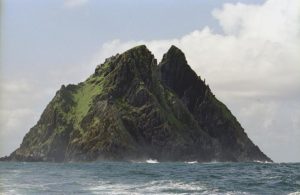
[88,180,207,194]
[253,160,272,164]
[185,161,198,164]
[146,159,158,164]
[288,192,300,195]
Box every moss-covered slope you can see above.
[2,45,271,162]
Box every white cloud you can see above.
[64,0,89,8]
[90,0,300,162]
[1,0,299,162]
[212,0,299,43]
[0,79,55,156]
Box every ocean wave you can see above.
[87,180,254,194]
[253,160,272,164]
[1,162,298,194]
[129,159,159,163]
[146,159,159,163]
[88,180,207,194]
[288,192,300,195]
[185,161,198,164]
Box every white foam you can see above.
[87,180,253,195]
[288,192,300,195]
[185,161,198,164]
[253,160,272,164]
[146,159,158,164]
[88,180,207,194]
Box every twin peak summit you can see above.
[2,45,271,162]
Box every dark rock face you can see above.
[1,45,272,162]
[159,46,271,162]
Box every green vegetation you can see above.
[6,45,271,163]
[73,80,103,120]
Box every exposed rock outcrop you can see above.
[1,45,272,162]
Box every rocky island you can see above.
[1,45,272,162]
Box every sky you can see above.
[0,0,299,162]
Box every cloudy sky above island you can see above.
[0,0,299,162]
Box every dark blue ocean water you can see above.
[0,161,299,195]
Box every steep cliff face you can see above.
[2,45,271,162]
[159,46,271,162]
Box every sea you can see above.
[0,161,299,195]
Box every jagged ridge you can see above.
[1,45,271,162]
